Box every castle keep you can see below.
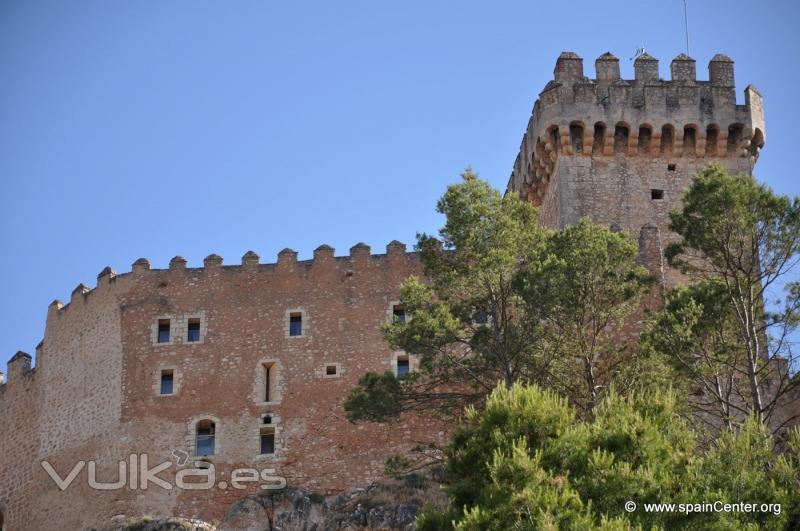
[507,51,764,287]
[0,52,765,530]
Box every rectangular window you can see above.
[187,318,201,342]
[157,319,171,343]
[160,370,174,395]
[326,365,337,376]
[195,421,215,457]
[397,355,410,376]
[392,305,406,324]
[260,430,275,455]
[289,313,303,336]
[263,363,276,402]
[651,189,664,200]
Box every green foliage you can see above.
[345,170,662,422]
[666,164,800,280]
[425,383,800,530]
[384,454,412,478]
[343,371,402,423]
[518,218,655,412]
[663,164,800,424]
[642,279,746,427]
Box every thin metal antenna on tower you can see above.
[683,0,690,55]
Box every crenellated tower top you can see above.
[508,51,765,206]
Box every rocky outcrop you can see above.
[219,473,446,531]
[105,517,216,531]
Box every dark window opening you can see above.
[160,370,174,395]
[264,363,273,402]
[392,305,406,324]
[548,127,560,153]
[195,420,215,457]
[326,365,337,376]
[668,163,677,171]
[569,123,584,153]
[397,356,410,376]
[289,313,303,336]
[187,318,201,342]
[727,124,744,154]
[660,125,674,155]
[706,126,719,156]
[260,430,275,455]
[637,126,652,153]
[749,128,765,158]
[157,319,170,343]
[592,123,605,155]
[683,126,697,156]
[263,415,272,425]
[651,189,664,200]
[614,124,629,153]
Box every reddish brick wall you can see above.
[0,244,450,529]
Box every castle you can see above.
[0,52,765,530]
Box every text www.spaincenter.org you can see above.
[624,500,781,516]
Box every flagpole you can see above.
[683,0,690,55]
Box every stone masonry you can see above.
[0,51,765,530]
[507,51,765,287]
[0,243,448,530]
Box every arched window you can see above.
[683,125,697,156]
[592,122,606,155]
[727,123,744,154]
[548,126,560,154]
[195,420,216,457]
[569,122,584,153]
[660,125,674,156]
[749,127,765,158]
[637,125,652,153]
[614,123,629,154]
[706,125,719,157]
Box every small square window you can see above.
[263,415,272,425]
[667,163,676,171]
[187,318,201,342]
[157,319,171,343]
[289,313,303,337]
[160,370,174,395]
[326,365,337,376]
[260,430,275,455]
[651,189,664,200]
[392,305,406,324]
[397,356,410,376]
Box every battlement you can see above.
[509,51,766,205]
[41,241,414,319]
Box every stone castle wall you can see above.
[0,243,449,530]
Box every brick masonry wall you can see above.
[0,245,450,529]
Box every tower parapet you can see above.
[508,51,765,288]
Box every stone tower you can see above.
[507,51,765,287]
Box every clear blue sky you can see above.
[1,1,798,371]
